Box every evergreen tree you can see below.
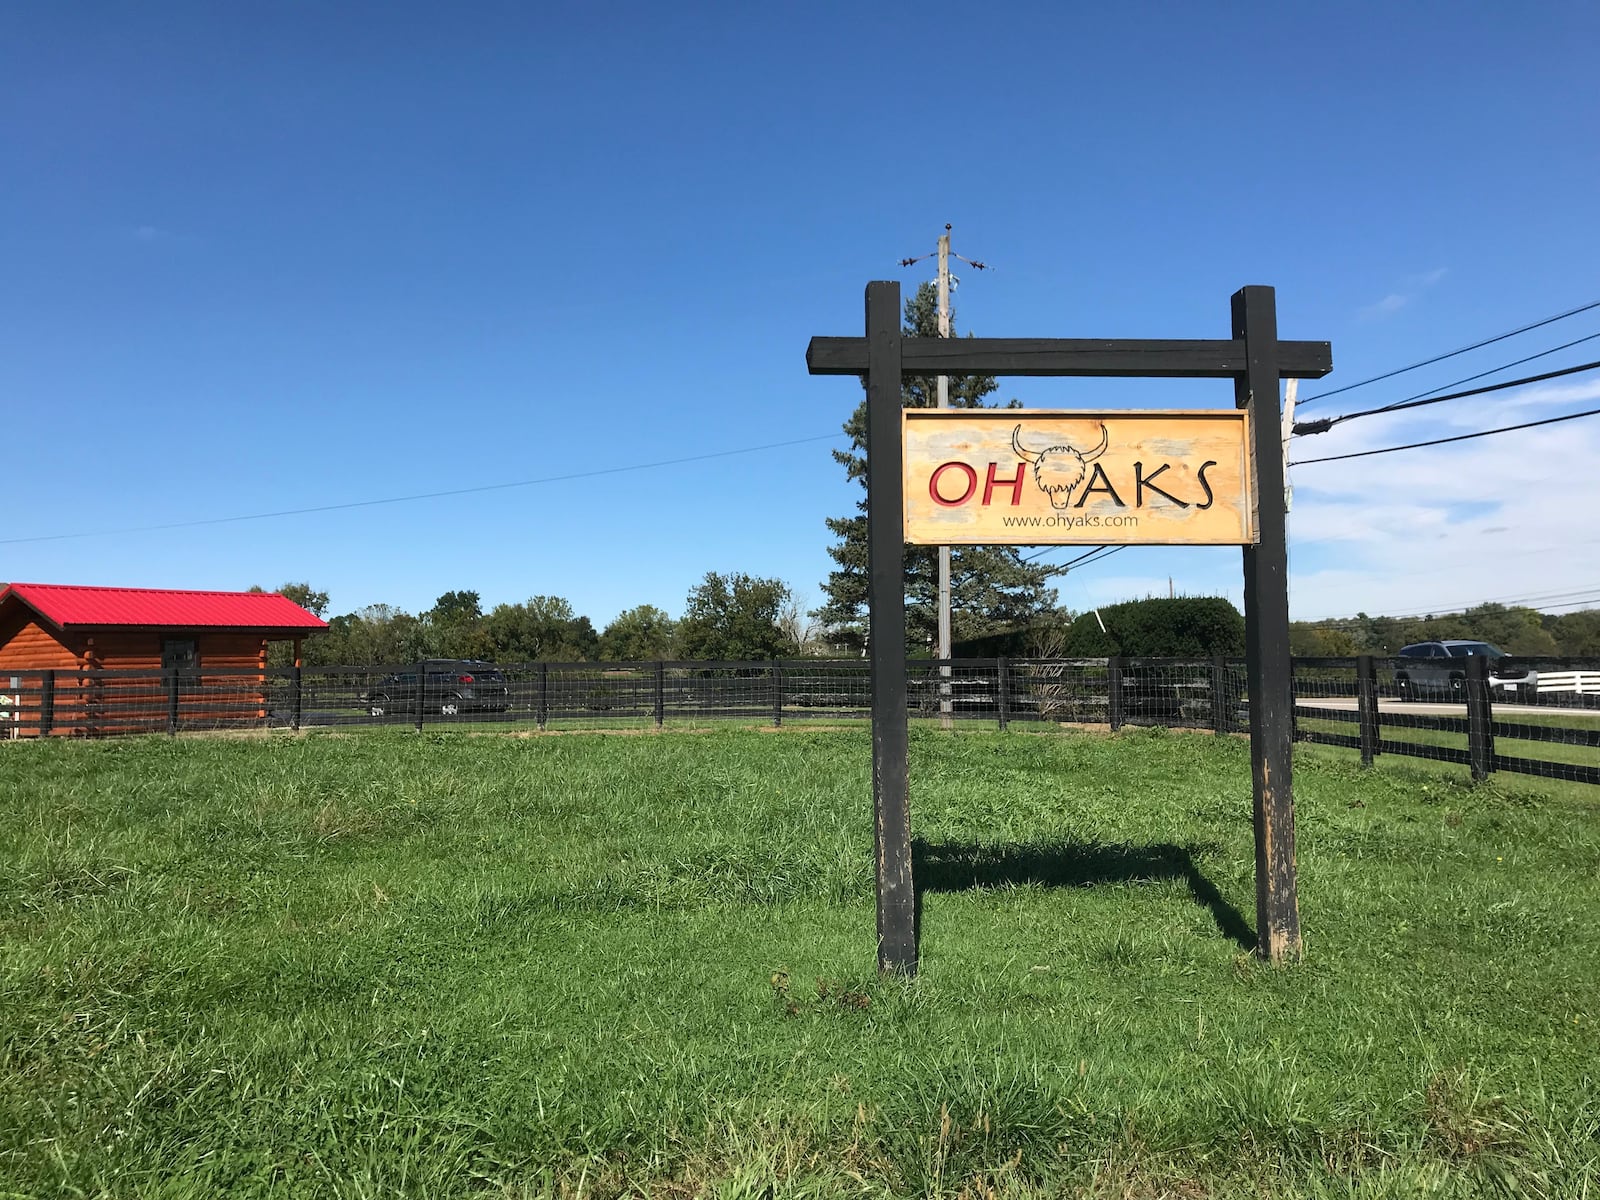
[817,282,1062,652]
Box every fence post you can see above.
[291,660,304,732]
[40,671,55,737]
[1209,654,1230,735]
[1357,655,1379,766]
[166,668,180,736]
[654,662,665,729]
[537,663,549,731]
[83,666,97,739]
[1466,653,1495,782]
[772,660,783,728]
[415,669,425,733]
[1107,656,1125,731]
[996,656,1009,731]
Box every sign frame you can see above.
[807,283,1331,973]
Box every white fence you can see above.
[1538,671,1600,695]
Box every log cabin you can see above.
[0,583,327,736]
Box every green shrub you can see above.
[1061,596,1245,657]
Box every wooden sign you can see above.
[809,282,1331,973]
[903,409,1255,546]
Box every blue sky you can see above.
[4,1,1598,627]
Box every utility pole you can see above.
[1280,377,1299,513]
[901,225,989,729]
[936,228,953,728]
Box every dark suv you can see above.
[1393,641,1538,702]
[361,660,510,717]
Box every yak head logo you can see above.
[1010,423,1110,510]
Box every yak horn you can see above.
[1080,424,1109,463]
[1010,424,1040,464]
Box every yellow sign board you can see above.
[903,409,1256,546]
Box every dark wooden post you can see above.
[291,642,304,733]
[166,668,180,736]
[1357,655,1379,766]
[772,661,783,728]
[1107,656,1126,731]
[537,663,549,731]
[40,671,55,737]
[1234,285,1302,963]
[1210,654,1231,735]
[996,656,1009,731]
[1466,653,1494,782]
[654,662,666,729]
[865,280,916,975]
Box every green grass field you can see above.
[3,727,1598,1198]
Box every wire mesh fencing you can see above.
[3,655,1596,787]
[0,667,287,738]
[1292,655,1600,787]
[0,658,1242,736]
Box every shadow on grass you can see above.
[913,838,1255,951]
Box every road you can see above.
[1296,696,1600,720]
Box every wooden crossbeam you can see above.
[806,336,1333,379]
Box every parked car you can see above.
[1392,641,1538,702]
[360,660,510,717]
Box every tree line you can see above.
[258,584,1600,668]
[1290,603,1600,658]
[253,573,817,667]
[251,288,1596,667]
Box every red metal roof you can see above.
[0,583,329,631]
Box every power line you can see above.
[1392,329,1600,404]
[1064,546,1125,571]
[1295,594,1600,634]
[1024,543,1098,564]
[1414,583,1600,610]
[1291,405,1600,466]
[1297,586,1600,630]
[1293,358,1600,435]
[1296,297,1600,408]
[0,433,846,546]
[1294,603,1600,635]
[1299,584,1600,625]
[1023,544,1127,572]
[1502,596,1600,613]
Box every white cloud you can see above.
[1285,377,1600,618]
[1407,267,1449,288]
[1487,376,1600,413]
[1358,267,1448,322]
[1360,293,1409,321]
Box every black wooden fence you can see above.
[2,655,1596,785]
[1292,654,1600,787]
